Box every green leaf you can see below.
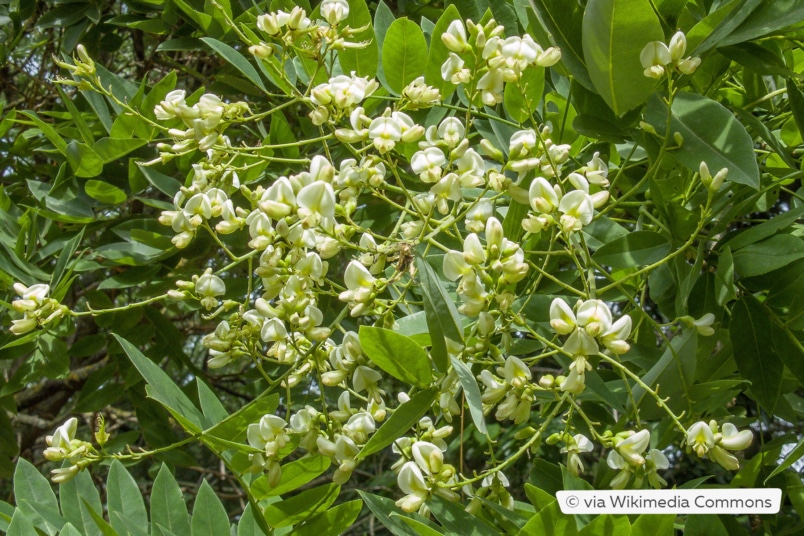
[527,0,593,90]
[358,387,439,459]
[416,253,464,373]
[715,246,737,306]
[381,18,428,94]
[13,458,63,535]
[721,204,804,251]
[200,37,267,93]
[205,393,279,444]
[719,0,804,47]
[107,461,147,535]
[395,516,445,536]
[504,66,545,123]
[644,92,760,188]
[60,523,85,536]
[263,483,339,528]
[93,138,147,164]
[730,296,784,414]
[688,0,762,55]
[66,141,104,178]
[788,80,804,140]
[85,180,127,205]
[337,0,378,78]
[428,495,498,536]
[592,231,671,269]
[82,498,118,536]
[683,514,728,536]
[517,500,576,536]
[7,510,37,536]
[765,435,804,483]
[191,480,231,536]
[252,455,331,499]
[425,5,462,99]
[630,514,675,536]
[359,326,433,388]
[197,380,228,425]
[630,329,697,420]
[60,468,102,536]
[732,234,804,278]
[450,357,487,435]
[113,334,206,432]
[16,111,68,155]
[151,464,191,536]
[578,514,630,536]
[581,0,663,114]
[136,165,182,197]
[236,504,261,536]
[357,492,418,536]
[293,500,363,536]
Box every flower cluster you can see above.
[604,430,669,489]
[9,283,67,335]
[479,356,536,424]
[155,91,248,155]
[440,19,560,105]
[310,73,379,125]
[640,31,701,79]
[43,418,98,483]
[549,298,632,393]
[520,146,611,234]
[394,440,459,513]
[442,217,528,316]
[686,420,753,470]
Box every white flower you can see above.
[601,315,632,354]
[549,298,576,335]
[12,283,51,311]
[576,299,612,337]
[441,20,469,53]
[509,129,538,155]
[559,356,589,394]
[412,441,444,475]
[154,90,189,120]
[195,273,225,298]
[196,272,225,310]
[247,415,289,458]
[476,69,504,106]
[686,421,715,458]
[343,412,375,444]
[529,177,559,214]
[645,449,669,488]
[44,418,78,461]
[437,117,465,147]
[615,429,650,466]
[668,31,687,62]
[352,365,382,393]
[558,190,594,232]
[640,41,671,79]
[368,116,402,153]
[320,0,349,25]
[441,53,471,84]
[411,147,446,183]
[261,318,288,342]
[561,434,593,476]
[297,181,336,224]
[500,35,539,71]
[718,423,752,451]
[396,461,429,512]
[693,313,716,336]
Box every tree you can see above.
[1,0,803,534]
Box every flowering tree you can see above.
[1,0,803,534]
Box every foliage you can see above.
[1,0,804,534]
